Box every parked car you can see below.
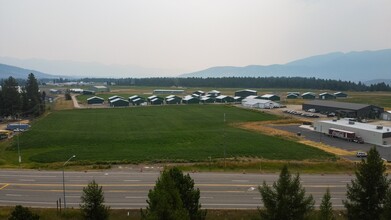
[356,151,367,158]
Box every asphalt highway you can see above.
[0,169,353,209]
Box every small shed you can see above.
[334,92,348,98]
[150,98,163,105]
[319,92,336,100]
[131,97,145,106]
[287,93,299,99]
[207,90,221,97]
[110,98,129,107]
[215,95,235,103]
[193,91,205,96]
[183,95,199,104]
[87,96,104,104]
[83,90,95,95]
[260,94,280,101]
[234,89,257,98]
[301,92,316,99]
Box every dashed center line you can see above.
[0,184,10,190]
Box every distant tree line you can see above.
[0,73,45,118]
[79,77,391,91]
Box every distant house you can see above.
[183,95,199,104]
[165,95,182,104]
[207,90,221,97]
[234,89,257,98]
[110,98,129,107]
[83,90,95,95]
[301,92,316,99]
[215,95,235,103]
[242,98,279,109]
[87,96,104,104]
[260,94,280,101]
[131,97,145,106]
[334,92,348,98]
[287,93,299,99]
[193,90,205,96]
[200,96,214,104]
[319,92,336,100]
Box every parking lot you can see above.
[273,124,391,161]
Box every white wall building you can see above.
[241,98,279,109]
[313,119,391,147]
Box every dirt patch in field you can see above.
[234,120,354,156]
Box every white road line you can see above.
[124,180,141,182]
[19,179,35,182]
[125,196,147,199]
[201,196,214,199]
[232,180,249,182]
[6,194,22,197]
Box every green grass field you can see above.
[3,105,334,164]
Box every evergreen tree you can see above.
[80,180,110,220]
[24,73,42,116]
[343,147,390,220]
[258,165,314,220]
[1,77,21,117]
[382,189,391,220]
[319,188,335,220]
[141,167,206,220]
[8,205,39,220]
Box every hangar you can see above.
[242,98,279,109]
[260,94,280,101]
[87,96,104,105]
[302,100,384,119]
[314,119,391,147]
[234,89,257,98]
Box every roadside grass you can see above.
[0,207,348,220]
[0,105,335,166]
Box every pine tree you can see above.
[343,147,390,220]
[382,189,391,220]
[319,188,335,220]
[80,180,110,220]
[24,73,42,116]
[141,167,206,220]
[1,77,21,117]
[258,165,314,220]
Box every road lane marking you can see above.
[201,196,214,199]
[20,179,35,182]
[125,196,147,199]
[6,194,22,197]
[232,180,249,183]
[124,180,141,182]
[0,184,9,190]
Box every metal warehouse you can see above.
[313,119,391,147]
[234,89,257,98]
[302,100,384,119]
[87,96,104,104]
[242,98,279,109]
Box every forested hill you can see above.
[0,63,54,79]
[81,77,391,91]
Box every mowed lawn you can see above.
[14,105,333,163]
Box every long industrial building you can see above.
[303,100,384,119]
[313,119,391,147]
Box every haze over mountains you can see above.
[0,49,390,84]
[180,49,391,82]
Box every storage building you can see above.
[242,98,279,109]
[302,100,384,118]
[233,96,243,103]
[319,92,336,100]
[200,96,214,104]
[260,94,280,101]
[110,98,129,107]
[381,111,391,121]
[207,90,221,97]
[150,98,163,105]
[287,93,299,99]
[83,90,95,95]
[87,96,104,104]
[301,92,316,99]
[165,95,182,104]
[234,89,257,98]
[153,89,185,95]
[314,119,391,147]
[108,95,123,102]
[193,91,205,96]
[129,95,140,102]
[91,85,109,92]
[334,92,348,98]
[131,97,145,106]
[183,95,199,104]
[215,95,235,103]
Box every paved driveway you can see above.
[273,124,391,161]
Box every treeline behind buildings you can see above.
[81,77,391,91]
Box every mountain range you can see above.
[0,49,390,83]
[180,49,391,82]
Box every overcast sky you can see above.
[0,0,390,76]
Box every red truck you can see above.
[328,128,364,143]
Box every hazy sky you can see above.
[1,0,390,76]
